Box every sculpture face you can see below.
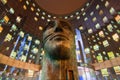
[43,20,74,60]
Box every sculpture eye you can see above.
[64,25,71,30]
[61,21,72,31]
[43,21,55,31]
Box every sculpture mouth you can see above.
[50,34,69,41]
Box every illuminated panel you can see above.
[101,69,108,76]
[107,51,115,59]
[97,54,103,62]
[3,15,9,23]
[115,15,120,24]
[0,26,3,33]
[1,0,7,4]
[113,66,120,75]
[112,33,119,42]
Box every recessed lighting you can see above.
[32,3,36,7]
[31,7,34,11]
[36,12,39,16]
[79,26,83,30]
[39,26,43,30]
[88,28,93,34]
[48,15,51,18]
[81,8,84,11]
[77,16,80,19]
[53,16,56,19]
[86,3,90,6]
[75,12,79,15]
[34,17,38,21]
[42,12,46,15]
[41,16,45,20]
[23,5,27,10]
[82,12,86,16]
[47,19,50,22]
[37,8,40,12]
[26,1,29,5]
[64,16,68,19]
[70,15,73,18]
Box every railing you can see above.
[92,56,120,70]
[0,53,41,71]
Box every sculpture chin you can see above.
[45,44,71,60]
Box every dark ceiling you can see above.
[35,0,88,15]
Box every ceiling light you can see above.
[81,8,84,11]
[96,4,100,10]
[42,12,46,15]
[88,29,93,34]
[64,16,68,19]
[70,15,73,18]
[31,7,34,11]
[53,16,56,19]
[9,8,15,14]
[35,40,40,45]
[105,1,109,7]
[39,26,43,30]
[32,3,36,7]
[75,12,79,15]
[82,12,86,16]
[26,1,29,5]
[84,17,88,21]
[86,3,90,7]
[79,26,83,30]
[36,12,39,16]
[109,7,116,15]
[34,17,38,21]
[90,11,94,16]
[47,19,50,22]
[37,8,40,12]
[23,5,27,10]
[95,23,100,29]
[77,16,80,19]
[41,16,45,20]
[16,16,22,23]
[48,15,51,18]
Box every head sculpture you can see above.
[42,19,75,60]
[41,19,78,80]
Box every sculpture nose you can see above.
[54,21,63,32]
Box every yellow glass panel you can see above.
[39,26,43,30]
[4,15,9,23]
[107,51,115,59]
[97,55,103,62]
[10,51,17,59]
[23,5,27,10]
[101,69,108,76]
[113,66,120,75]
[1,0,7,4]
[99,10,103,15]
[115,15,120,24]
[0,26,3,33]
[31,7,34,11]
[112,33,119,42]
[34,17,38,21]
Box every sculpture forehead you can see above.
[43,19,74,33]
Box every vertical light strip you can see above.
[10,34,27,73]
[25,40,32,58]
[16,34,27,59]
[4,35,20,71]
[75,28,87,63]
[13,35,21,50]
